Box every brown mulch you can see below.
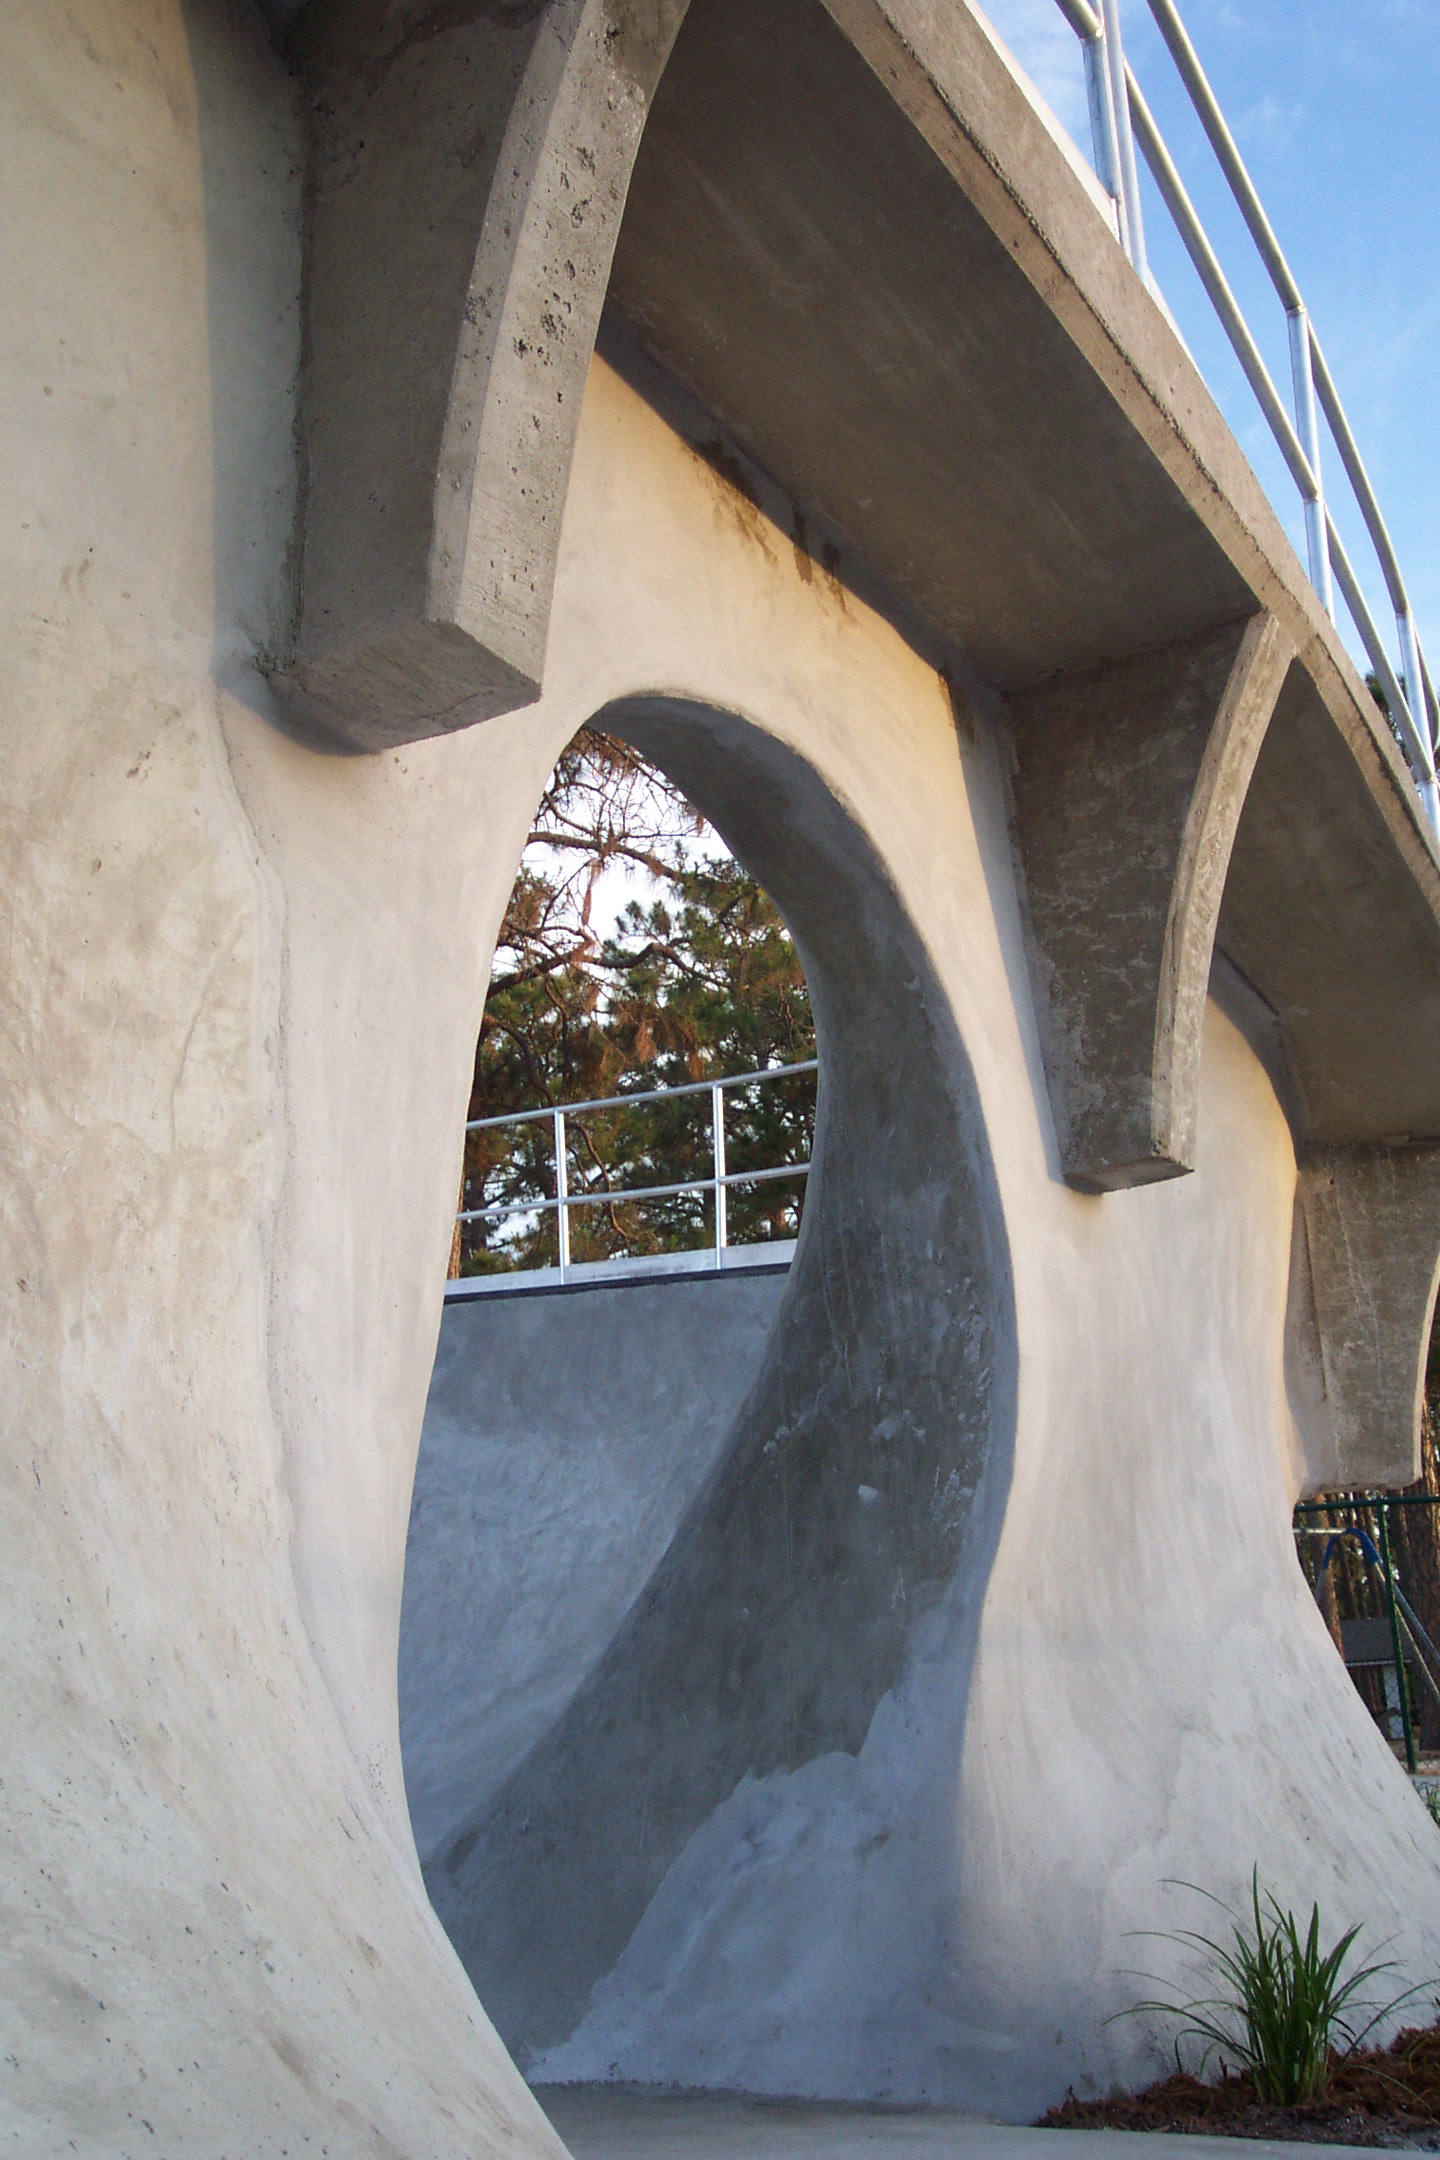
[1039,2024,1440,2147]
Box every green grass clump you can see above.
[1129,1872,1412,2105]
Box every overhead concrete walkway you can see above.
[538,2088,1387,2160]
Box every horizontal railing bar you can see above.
[458,1160,811,1223]
[1053,0,1100,38]
[1308,335,1412,624]
[1124,73,1316,504]
[1143,0,1301,314]
[1117,55,1432,784]
[1134,1,1435,778]
[1326,517,1437,794]
[464,1060,818,1134]
[1297,1495,1440,1510]
[1054,0,1437,810]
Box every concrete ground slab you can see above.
[535,2088,1388,2160]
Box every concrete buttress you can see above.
[1290,1146,1440,1491]
[270,0,690,749]
[1007,613,1293,1190]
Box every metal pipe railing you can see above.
[1048,0,1438,832]
[1139,0,1334,615]
[457,1059,818,1283]
[1101,0,1146,276]
[463,1058,818,1132]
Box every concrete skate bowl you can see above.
[402,696,1017,2082]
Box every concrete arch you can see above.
[421,693,1018,2069]
[271,0,690,749]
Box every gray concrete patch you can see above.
[537,2087,1390,2160]
[400,1267,790,1861]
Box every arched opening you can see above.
[399,699,1015,2096]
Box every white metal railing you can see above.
[453,1059,817,1287]
[1053,0,1440,833]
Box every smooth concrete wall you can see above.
[5,6,1440,2150]
[401,1271,790,1862]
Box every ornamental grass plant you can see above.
[1127,1871,1424,2106]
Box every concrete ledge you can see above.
[445,1242,796,1301]
[537,2086,1392,2160]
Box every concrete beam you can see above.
[270,0,688,750]
[1288,1146,1440,1492]
[1007,613,1292,1191]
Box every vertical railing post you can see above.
[553,1107,570,1282]
[1081,22,1127,250]
[712,1080,727,1270]
[1287,309,1334,619]
[1397,608,1440,830]
[1377,1501,1418,1774]
[1101,0,1147,276]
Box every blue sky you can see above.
[978,0,1440,684]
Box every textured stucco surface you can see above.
[0,6,564,2154]
[6,3,1440,2151]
